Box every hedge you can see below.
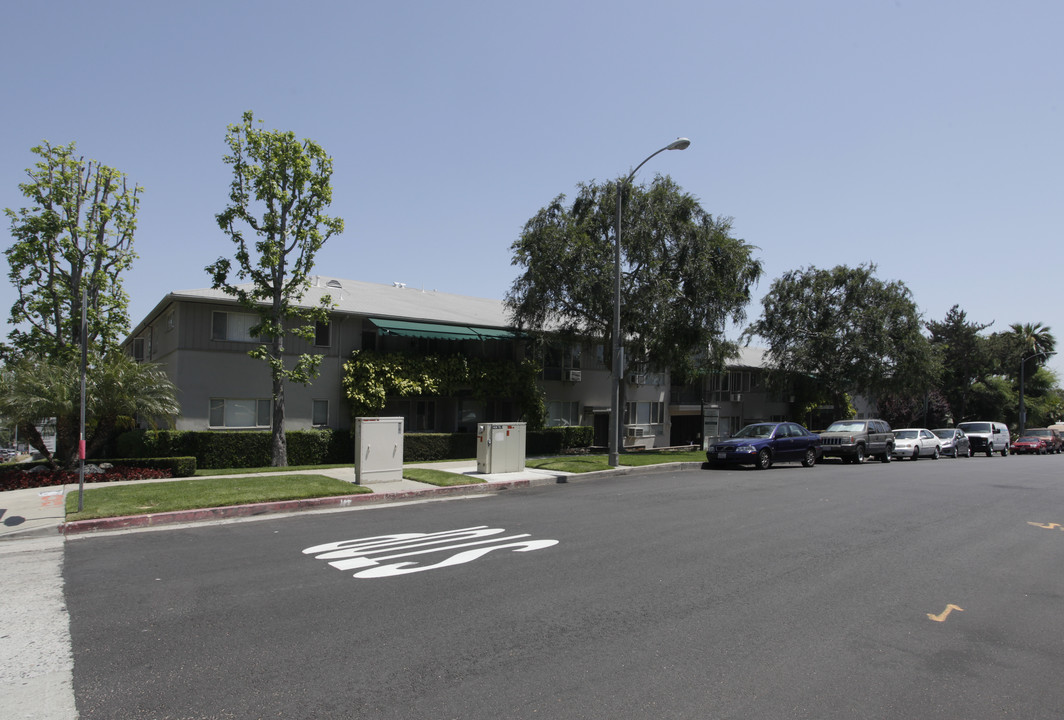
[116,426,594,468]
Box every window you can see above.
[312,399,329,426]
[209,398,271,428]
[624,401,664,425]
[132,338,145,362]
[166,310,175,331]
[547,401,580,427]
[212,311,261,342]
[315,321,331,347]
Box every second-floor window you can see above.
[212,311,261,342]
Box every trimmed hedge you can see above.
[116,426,595,468]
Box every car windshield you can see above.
[1018,437,1040,443]
[958,422,991,433]
[932,430,953,438]
[894,430,918,439]
[733,424,776,439]
[826,421,865,433]
[1026,429,1049,436]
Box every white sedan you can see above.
[891,428,941,460]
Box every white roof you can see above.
[163,276,513,327]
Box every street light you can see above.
[609,138,691,467]
[1019,350,1049,436]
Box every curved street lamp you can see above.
[609,138,691,467]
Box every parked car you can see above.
[1012,436,1048,454]
[891,428,941,460]
[706,421,821,470]
[819,418,894,464]
[1022,428,1062,453]
[932,428,971,458]
[956,421,1011,457]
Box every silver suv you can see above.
[819,418,895,464]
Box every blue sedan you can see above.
[707,422,822,470]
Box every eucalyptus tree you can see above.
[743,263,932,420]
[206,111,344,466]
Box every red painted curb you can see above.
[59,479,533,535]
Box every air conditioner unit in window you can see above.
[565,370,582,382]
[628,373,646,385]
[626,427,645,438]
[730,393,742,402]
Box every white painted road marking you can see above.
[303,525,559,578]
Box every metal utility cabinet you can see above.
[354,417,404,484]
[476,422,527,474]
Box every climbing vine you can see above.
[342,350,546,429]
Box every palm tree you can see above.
[0,353,179,466]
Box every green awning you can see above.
[369,318,515,340]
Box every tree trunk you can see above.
[271,370,287,467]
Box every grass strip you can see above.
[402,468,484,486]
[525,450,705,473]
[65,474,370,521]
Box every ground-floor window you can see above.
[312,399,329,426]
[547,401,580,427]
[209,398,271,428]
[624,401,664,425]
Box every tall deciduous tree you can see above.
[206,111,344,467]
[4,141,140,361]
[742,263,932,420]
[507,175,762,380]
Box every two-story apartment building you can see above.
[124,276,807,448]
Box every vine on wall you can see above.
[341,350,546,429]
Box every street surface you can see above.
[64,455,1064,719]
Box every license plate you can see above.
[717,452,727,459]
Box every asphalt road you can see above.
[64,454,1064,719]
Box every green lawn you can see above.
[525,450,705,473]
[402,467,485,486]
[65,474,370,522]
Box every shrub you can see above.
[0,465,171,492]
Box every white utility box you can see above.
[354,416,404,484]
[476,422,527,474]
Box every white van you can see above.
[956,421,1011,457]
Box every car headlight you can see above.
[736,445,756,453]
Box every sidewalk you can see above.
[0,461,674,540]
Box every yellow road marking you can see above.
[1028,522,1064,531]
[927,604,964,622]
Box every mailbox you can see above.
[476,422,526,473]
[354,417,404,484]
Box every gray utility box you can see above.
[354,416,404,484]
[476,422,526,474]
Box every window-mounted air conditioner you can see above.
[730,393,743,402]
[626,427,645,438]
[628,373,646,385]
[565,370,582,382]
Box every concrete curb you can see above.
[56,461,706,536]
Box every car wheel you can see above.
[801,447,816,468]
[986,443,994,457]
[912,447,919,460]
[1002,445,1009,457]
[854,445,866,464]
[756,448,772,470]
[880,449,892,463]
[932,446,940,460]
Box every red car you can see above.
[1012,436,1048,454]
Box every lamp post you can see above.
[1019,350,1049,437]
[609,138,691,467]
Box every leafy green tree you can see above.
[0,353,178,466]
[206,111,344,466]
[742,264,932,421]
[3,141,140,362]
[926,305,993,422]
[507,175,762,385]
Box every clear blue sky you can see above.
[2,1,1061,375]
